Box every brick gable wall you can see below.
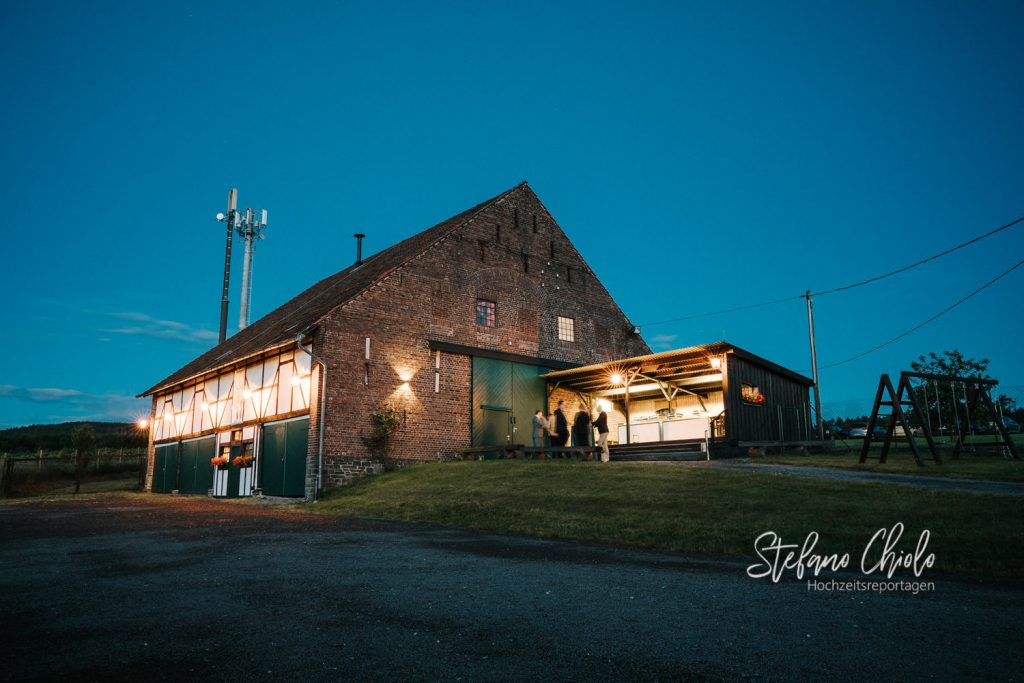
[309,185,649,490]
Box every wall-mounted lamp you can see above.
[136,418,150,430]
[710,356,722,370]
[610,372,623,386]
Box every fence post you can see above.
[74,452,82,495]
[38,448,43,473]
[0,455,8,498]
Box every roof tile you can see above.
[141,183,523,396]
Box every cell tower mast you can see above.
[237,207,268,331]
[215,189,238,345]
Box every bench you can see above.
[457,445,521,460]
[519,446,602,461]
[457,446,603,461]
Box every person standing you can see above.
[554,400,570,448]
[594,405,610,462]
[572,410,592,448]
[547,410,558,452]
[532,409,547,448]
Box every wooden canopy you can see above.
[542,342,731,403]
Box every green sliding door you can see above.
[260,418,309,497]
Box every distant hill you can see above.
[0,422,147,454]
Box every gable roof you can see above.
[141,182,524,396]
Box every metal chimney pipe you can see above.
[354,233,366,265]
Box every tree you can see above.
[995,394,1024,425]
[907,350,995,435]
[910,350,990,379]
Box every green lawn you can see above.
[316,460,1024,579]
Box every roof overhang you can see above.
[542,341,813,398]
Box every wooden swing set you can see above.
[860,371,1020,466]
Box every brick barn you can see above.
[141,182,650,499]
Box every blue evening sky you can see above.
[1,1,1022,427]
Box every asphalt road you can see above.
[1,496,1021,682]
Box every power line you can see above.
[636,214,1023,328]
[812,215,1024,297]
[637,294,804,327]
[817,256,1024,371]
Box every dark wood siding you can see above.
[724,355,811,442]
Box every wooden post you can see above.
[0,455,8,498]
[980,390,1019,460]
[860,375,889,463]
[74,451,82,495]
[623,385,631,445]
[951,385,981,460]
[898,373,940,465]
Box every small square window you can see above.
[557,316,575,342]
[476,299,496,327]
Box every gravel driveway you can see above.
[703,461,1024,496]
[1,496,1021,682]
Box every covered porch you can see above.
[543,341,815,458]
[543,343,730,451]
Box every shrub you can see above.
[360,403,402,469]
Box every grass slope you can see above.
[316,461,1024,579]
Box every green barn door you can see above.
[512,363,547,445]
[178,440,196,494]
[479,407,512,448]
[473,357,512,447]
[283,419,309,496]
[225,444,243,499]
[178,438,216,495]
[472,357,549,447]
[152,443,178,493]
[195,438,215,494]
[261,418,309,497]
[261,423,286,496]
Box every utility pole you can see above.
[216,189,238,345]
[805,290,824,440]
[237,208,268,331]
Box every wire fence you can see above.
[0,449,146,498]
